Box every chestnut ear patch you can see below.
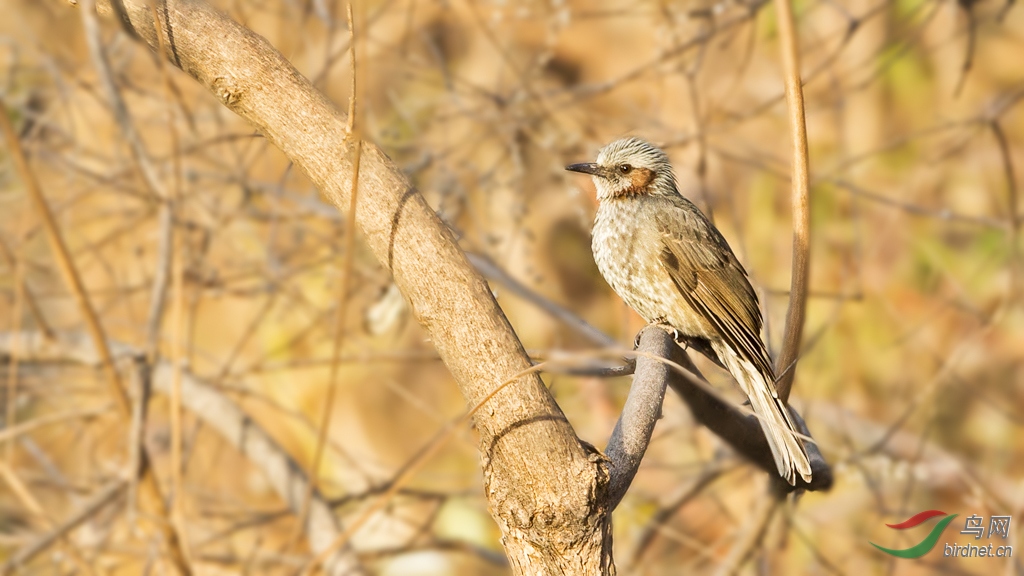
[618,167,655,196]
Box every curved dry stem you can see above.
[772,0,812,403]
[294,5,363,546]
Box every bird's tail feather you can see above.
[714,343,812,485]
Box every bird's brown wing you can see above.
[654,200,776,381]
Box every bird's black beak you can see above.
[565,162,607,178]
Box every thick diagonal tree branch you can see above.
[77,1,609,573]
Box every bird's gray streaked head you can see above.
[566,137,677,201]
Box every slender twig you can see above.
[0,238,53,340]
[215,294,279,380]
[146,205,174,354]
[827,177,1004,228]
[356,538,509,566]
[126,357,149,526]
[0,461,99,576]
[346,3,358,135]
[0,406,112,445]
[539,359,636,378]
[4,253,23,464]
[629,461,736,567]
[80,0,166,201]
[465,251,616,347]
[784,507,848,576]
[771,0,811,403]
[991,120,1021,299]
[953,0,978,98]
[0,98,132,417]
[0,94,192,576]
[140,0,192,562]
[167,205,190,557]
[0,479,126,575]
[712,483,780,576]
[292,1,362,552]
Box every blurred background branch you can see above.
[0,330,356,574]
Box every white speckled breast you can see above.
[592,198,710,338]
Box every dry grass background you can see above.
[1,0,1022,574]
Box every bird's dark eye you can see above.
[618,164,632,174]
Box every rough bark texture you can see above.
[91,1,613,573]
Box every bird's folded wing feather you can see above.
[654,203,777,383]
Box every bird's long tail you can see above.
[713,342,812,485]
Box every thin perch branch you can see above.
[604,327,672,508]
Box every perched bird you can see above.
[566,137,811,485]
